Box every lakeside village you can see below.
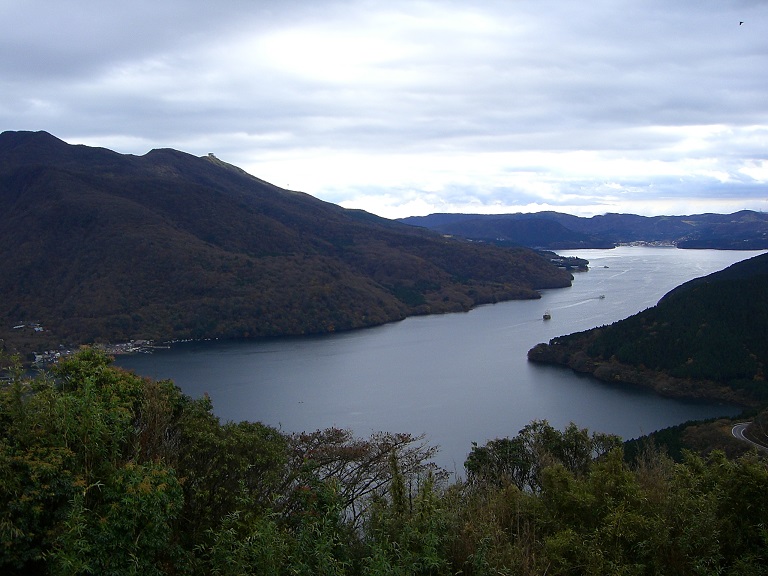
[31,340,161,366]
[8,322,174,367]
[539,251,592,271]
[547,254,588,270]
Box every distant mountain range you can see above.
[0,131,571,357]
[399,211,768,250]
[528,252,768,407]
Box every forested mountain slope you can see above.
[0,131,571,357]
[528,252,768,406]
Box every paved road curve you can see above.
[732,423,768,452]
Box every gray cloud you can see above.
[2,0,767,218]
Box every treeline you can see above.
[3,350,768,575]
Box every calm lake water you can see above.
[116,247,764,472]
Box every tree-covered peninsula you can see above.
[528,251,768,407]
[3,349,768,575]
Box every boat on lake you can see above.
[543,310,551,320]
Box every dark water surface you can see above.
[116,247,764,472]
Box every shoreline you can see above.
[527,342,759,409]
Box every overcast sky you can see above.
[3,1,767,218]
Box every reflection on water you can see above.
[117,247,763,472]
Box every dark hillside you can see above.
[528,252,768,406]
[0,131,571,357]
[661,250,768,302]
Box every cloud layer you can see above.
[3,0,767,217]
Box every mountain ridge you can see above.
[0,131,571,358]
[400,210,768,249]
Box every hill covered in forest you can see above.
[528,252,768,406]
[400,210,768,250]
[0,131,571,358]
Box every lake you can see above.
[115,247,764,472]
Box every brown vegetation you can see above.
[0,131,571,358]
